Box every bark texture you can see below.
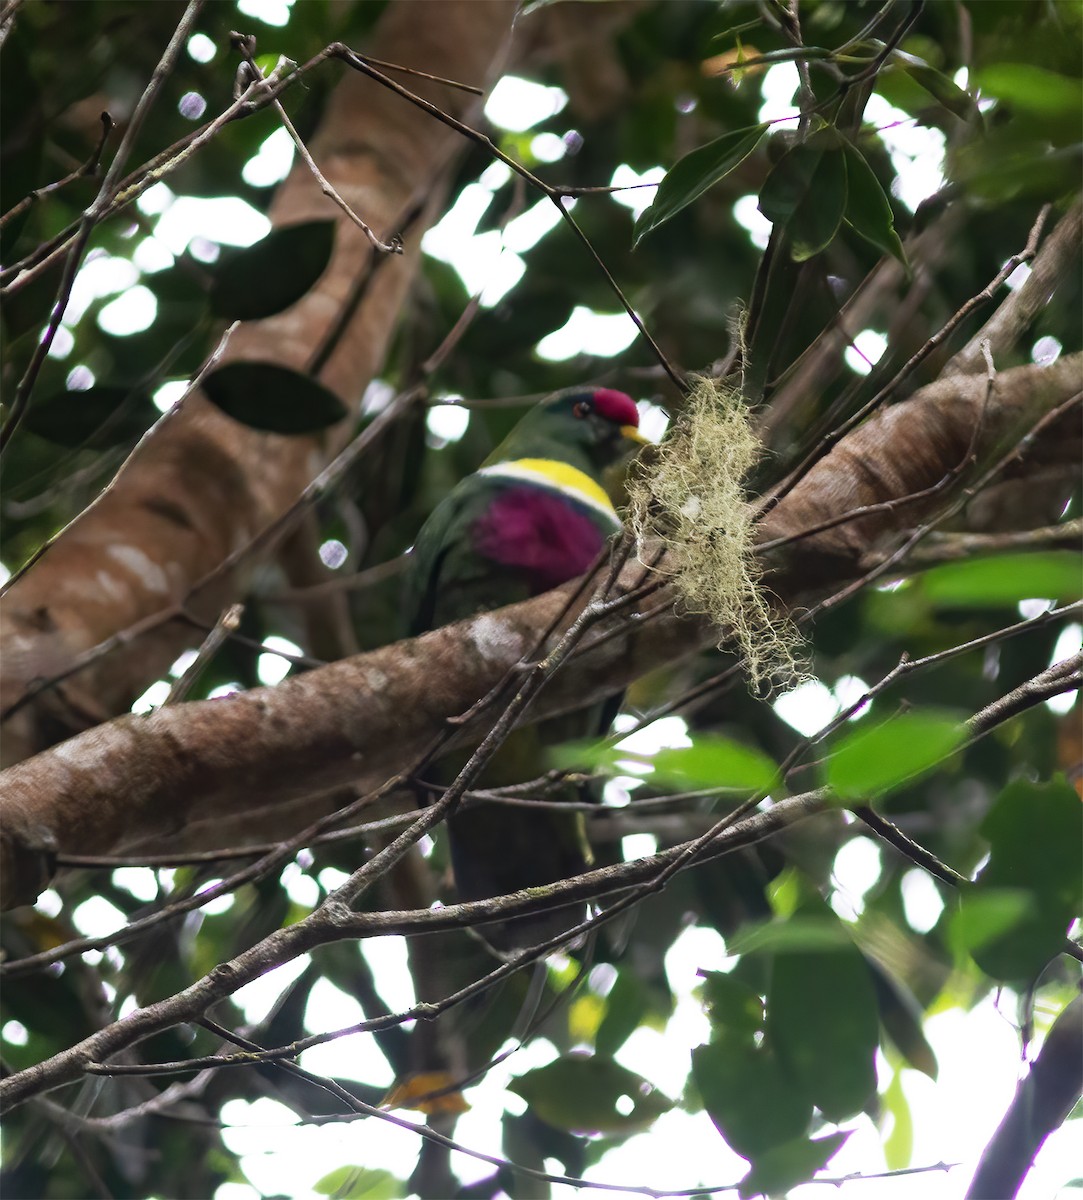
[0,0,519,765]
[2,355,1078,907]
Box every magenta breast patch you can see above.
[471,486,609,591]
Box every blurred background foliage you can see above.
[1,0,1080,1197]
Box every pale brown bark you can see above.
[2,355,1077,908]
[0,0,519,765]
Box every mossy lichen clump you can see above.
[627,376,804,691]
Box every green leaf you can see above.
[869,958,937,1080]
[758,140,826,226]
[649,735,780,792]
[209,219,336,321]
[841,141,907,266]
[827,709,966,800]
[740,1132,851,1200]
[697,970,764,1037]
[789,146,847,261]
[881,1068,914,1170]
[957,777,1083,981]
[692,1036,812,1158]
[633,124,767,244]
[766,900,880,1122]
[951,889,1036,955]
[887,52,981,123]
[22,385,159,449]
[552,732,779,793]
[727,916,855,957]
[919,552,1083,606]
[758,129,847,261]
[595,970,650,1057]
[313,1166,402,1200]
[975,64,1082,119]
[203,361,347,434]
[510,1055,672,1135]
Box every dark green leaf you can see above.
[827,710,966,800]
[203,361,347,434]
[634,124,767,244]
[975,64,1082,119]
[698,970,764,1037]
[210,220,336,320]
[766,900,879,1122]
[888,52,981,123]
[510,1056,672,1135]
[692,1036,811,1158]
[758,140,826,227]
[919,552,1083,606]
[869,959,937,1080]
[595,970,650,1057]
[958,777,1083,981]
[788,145,847,261]
[740,1132,851,1200]
[21,386,158,449]
[842,141,908,266]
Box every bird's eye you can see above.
[573,401,592,419]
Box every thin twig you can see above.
[232,35,402,255]
[761,205,1052,518]
[0,113,115,230]
[164,605,243,705]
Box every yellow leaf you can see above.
[383,1072,470,1116]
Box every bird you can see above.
[406,386,646,954]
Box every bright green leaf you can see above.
[919,552,1083,606]
[692,1036,812,1158]
[649,735,780,792]
[510,1055,672,1135]
[842,141,908,266]
[976,64,1082,119]
[881,1068,914,1170]
[552,733,779,793]
[210,220,336,321]
[634,124,767,244]
[727,916,855,956]
[827,710,966,800]
[203,361,348,434]
[313,1166,403,1200]
[740,1132,851,1200]
[951,889,1036,956]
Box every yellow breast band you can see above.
[478,458,620,525]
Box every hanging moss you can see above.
[627,376,806,692]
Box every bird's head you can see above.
[503,387,647,472]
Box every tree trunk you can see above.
[0,0,519,765]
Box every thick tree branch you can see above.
[1,355,1078,907]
